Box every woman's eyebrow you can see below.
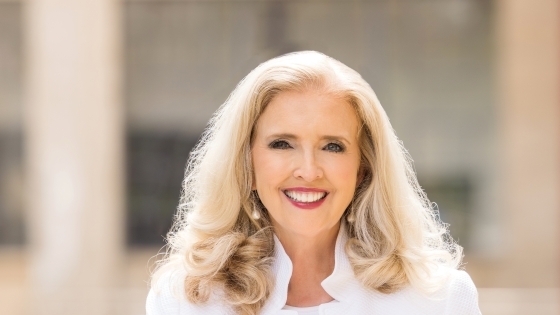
[321,135,351,145]
[266,133,298,140]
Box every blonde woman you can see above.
[146,51,481,315]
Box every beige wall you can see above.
[23,0,125,314]
[465,0,560,291]
[497,0,560,287]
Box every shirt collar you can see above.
[320,223,362,301]
[264,222,361,312]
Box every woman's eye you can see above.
[269,140,292,150]
[324,142,344,153]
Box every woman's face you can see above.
[251,88,362,239]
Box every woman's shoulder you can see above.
[383,268,481,315]
[146,270,231,315]
[443,269,481,314]
[146,270,186,315]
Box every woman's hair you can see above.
[151,51,462,315]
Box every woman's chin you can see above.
[273,220,341,239]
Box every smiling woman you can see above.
[251,90,362,307]
[146,51,481,315]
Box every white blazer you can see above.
[146,226,482,315]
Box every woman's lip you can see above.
[282,190,328,210]
[283,187,328,193]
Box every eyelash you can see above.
[324,142,345,153]
[269,140,292,150]
[268,140,346,153]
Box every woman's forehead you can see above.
[254,89,360,140]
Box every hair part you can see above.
[151,51,462,315]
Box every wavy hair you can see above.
[151,51,462,315]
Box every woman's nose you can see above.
[293,151,323,182]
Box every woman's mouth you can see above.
[283,188,328,209]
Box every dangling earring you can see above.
[252,204,261,220]
[251,191,261,220]
[347,202,356,223]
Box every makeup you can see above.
[283,187,328,210]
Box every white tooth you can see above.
[285,190,327,203]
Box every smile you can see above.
[284,190,327,203]
[283,188,328,210]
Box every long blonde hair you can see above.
[151,51,462,314]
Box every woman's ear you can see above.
[251,171,256,190]
[248,146,256,190]
[356,167,365,187]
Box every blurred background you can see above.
[0,0,559,314]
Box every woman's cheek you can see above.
[255,150,288,189]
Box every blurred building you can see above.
[0,0,558,314]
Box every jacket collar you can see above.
[261,223,362,313]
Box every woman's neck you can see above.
[274,222,340,307]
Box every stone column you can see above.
[23,0,124,314]
[496,0,560,287]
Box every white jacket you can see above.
[146,226,482,315]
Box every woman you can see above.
[146,51,481,315]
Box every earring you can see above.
[252,204,261,220]
[347,202,356,223]
[251,191,261,220]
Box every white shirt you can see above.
[147,225,482,315]
[282,300,340,315]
